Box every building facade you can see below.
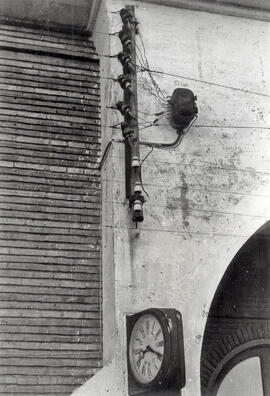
[74,0,270,395]
[0,0,269,395]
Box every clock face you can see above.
[128,313,165,385]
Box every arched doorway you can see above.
[201,221,270,396]
[209,343,270,396]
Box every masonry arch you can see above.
[200,221,270,396]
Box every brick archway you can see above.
[201,221,270,395]
[202,331,270,395]
[205,339,270,395]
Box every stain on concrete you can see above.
[196,29,203,79]
[202,214,211,223]
[180,172,190,229]
[195,334,203,344]
[167,196,181,210]
[202,304,209,318]
[259,53,266,88]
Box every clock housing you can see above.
[126,308,185,395]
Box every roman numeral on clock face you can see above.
[151,320,156,335]
[155,329,161,340]
[142,362,146,376]
[157,354,163,362]
[156,340,164,348]
[139,326,146,338]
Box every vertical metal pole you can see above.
[125,136,132,199]
[119,6,144,222]
[125,5,144,222]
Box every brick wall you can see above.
[0,23,101,395]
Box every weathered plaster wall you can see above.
[72,1,270,395]
[0,0,94,30]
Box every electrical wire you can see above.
[137,109,166,117]
[141,130,184,149]
[104,105,166,119]
[139,146,154,198]
[137,31,167,102]
[138,124,155,131]
[102,223,270,240]
[101,172,270,198]
[136,44,167,107]
[139,116,198,149]
[94,66,270,100]
[90,30,117,37]
[99,121,123,129]
[136,113,155,125]
[135,112,170,132]
[98,141,112,170]
[140,122,270,130]
[137,67,270,99]
[93,24,270,100]
[192,125,270,130]
[135,45,146,69]
[135,54,167,108]
[134,30,168,109]
[97,58,270,99]
[97,102,270,130]
[140,146,154,167]
[153,111,170,123]
[95,75,168,104]
[104,151,270,177]
[99,54,118,58]
[93,18,270,172]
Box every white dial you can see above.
[129,313,165,385]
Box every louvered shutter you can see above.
[0,23,101,396]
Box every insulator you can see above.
[121,122,134,138]
[116,101,130,116]
[132,200,144,222]
[118,75,134,95]
[130,193,145,222]
[131,156,140,168]
[120,8,132,24]
[117,52,136,73]
[117,52,130,65]
[118,75,131,90]
[119,30,131,49]
[116,102,136,120]
[133,199,142,211]
[134,182,142,194]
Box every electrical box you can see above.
[170,88,198,129]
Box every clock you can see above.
[126,308,185,395]
[128,312,168,386]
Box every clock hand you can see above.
[145,345,163,359]
[135,348,147,360]
[136,348,149,369]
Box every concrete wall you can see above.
[72,1,270,395]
